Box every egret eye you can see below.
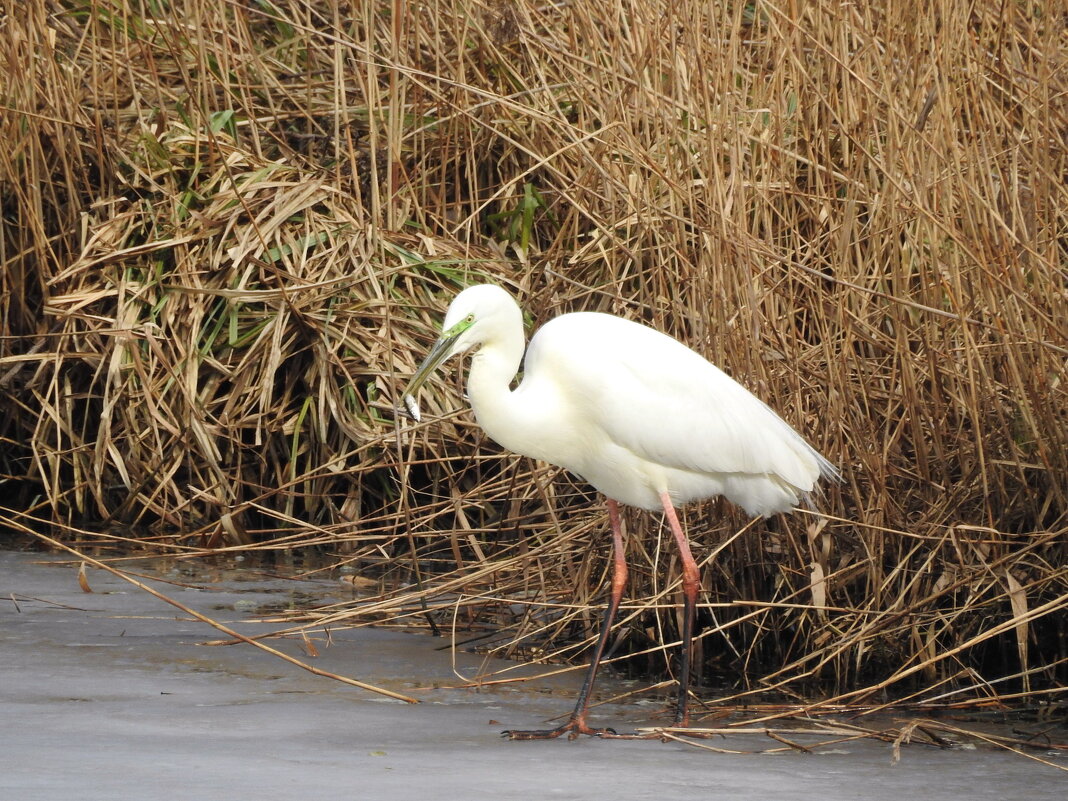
[465,313,474,323]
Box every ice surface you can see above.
[1,551,1064,801]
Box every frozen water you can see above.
[1,551,1064,800]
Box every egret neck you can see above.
[464,320,540,459]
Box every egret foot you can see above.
[502,717,617,740]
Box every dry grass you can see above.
[1,0,1066,710]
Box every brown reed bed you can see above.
[1,0,1065,717]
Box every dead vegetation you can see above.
[1,0,1065,713]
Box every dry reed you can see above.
[1,0,1065,710]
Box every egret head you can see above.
[401,284,519,422]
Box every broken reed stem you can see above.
[0,509,418,704]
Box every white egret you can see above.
[402,284,838,739]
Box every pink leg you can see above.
[504,499,628,740]
[660,490,699,726]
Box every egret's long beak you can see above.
[400,333,460,423]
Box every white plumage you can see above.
[405,284,836,515]
[402,283,837,739]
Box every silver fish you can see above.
[403,393,421,423]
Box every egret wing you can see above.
[532,313,831,490]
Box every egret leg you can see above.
[503,499,628,740]
[659,490,699,727]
